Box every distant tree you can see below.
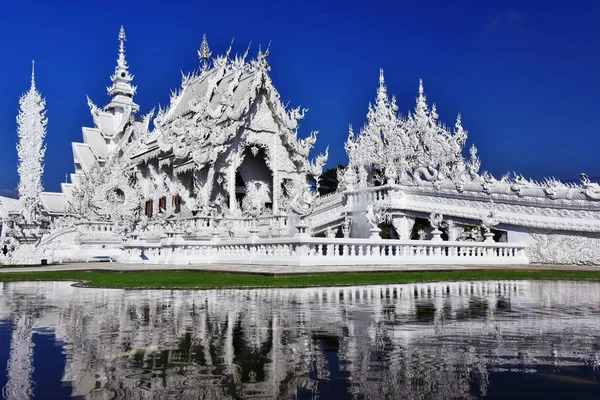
[318,165,346,195]
[16,61,47,223]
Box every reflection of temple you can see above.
[2,281,600,399]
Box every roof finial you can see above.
[30,60,36,89]
[198,34,212,69]
[419,79,424,96]
[379,68,385,86]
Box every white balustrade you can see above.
[75,221,120,243]
[121,236,528,266]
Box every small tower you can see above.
[106,26,139,113]
[198,34,212,71]
[16,60,47,223]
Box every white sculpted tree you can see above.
[16,61,47,223]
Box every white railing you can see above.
[120,236,528,266]
[76,221,121,243]
[346,185,391,205]
[227,215,288,236]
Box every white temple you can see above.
[1,27,600,266]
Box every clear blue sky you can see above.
[1,0,599,196]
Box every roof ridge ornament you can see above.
[242,41,252,62]
[198,34,212,70]
[226,37,235,60]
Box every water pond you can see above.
[1,280,600,399]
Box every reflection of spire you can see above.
[3,314,35,400]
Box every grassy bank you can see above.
[1,269,600,289]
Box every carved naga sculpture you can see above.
[581,173,600,200]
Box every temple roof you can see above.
[39,192,68,215]
[164,66,259,122]
[72,143,98,173]
[0,196,22,218]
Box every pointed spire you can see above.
[198,34,212,70]
[376,68,388,105]
[118,26,126,66]
[415,78,428,116]
[106,26,138,112]
[30,60,36,90]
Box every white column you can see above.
[228,163,237,212]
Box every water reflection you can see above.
[1,280,600,399]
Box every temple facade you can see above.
[1,27,600,266]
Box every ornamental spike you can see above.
[226,37,235,60]
[242,40,252,62]
[419,78,424,97]
[379,68,385,87]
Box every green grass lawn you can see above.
[1,269,600,289]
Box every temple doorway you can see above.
[235,146,273,211]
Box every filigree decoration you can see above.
[16,62,47,223]
[72,155,142,226]
[527,230,600,265]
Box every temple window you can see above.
[145,200,153,217]
[172,195,181,213]
[158,196,167,213]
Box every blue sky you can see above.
[0,0,599,195]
